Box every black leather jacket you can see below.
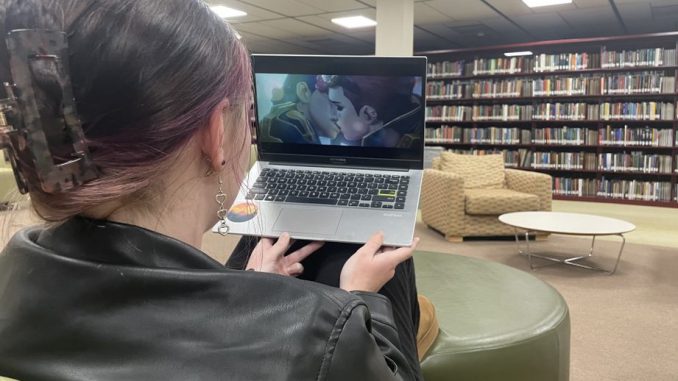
[0,217,414,380]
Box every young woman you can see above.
[0,0,423,380]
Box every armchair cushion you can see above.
[439,152,505,189]
[465,188,540,216]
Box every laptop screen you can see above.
[252,55,426,169]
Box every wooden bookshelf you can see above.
[420,32,678,207]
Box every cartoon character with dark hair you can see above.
[259,74,339,144]
[322,75,422,148]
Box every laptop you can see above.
[214,54,426,246]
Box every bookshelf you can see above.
[420,32,678,207]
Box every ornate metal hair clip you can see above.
[0,29,98,194]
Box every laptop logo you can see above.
[383,213,403,218]
[329,157,347,164]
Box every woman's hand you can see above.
[339,231,419,293]
[246,233,324,277]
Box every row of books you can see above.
[531,151,675,173]
[552,177,673,201]
[533,52,600,72]
[425,102,677,121]
[469,57,530,76]
[426,47,677,78]
[427,61,463,78]
[445,148,678,174]
[445,148,529,168]
[530,151,594,170]
[425,125,676,147]
[599,102,675,120]
[427,73,676,99]
[425,126,532,144]
[598,152,673,173]
[598,125,675,146]
[601,48,677,68]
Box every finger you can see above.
[359,231,384,256]
[271,233,292,257]
[286,241,324,264]
[261,237,275,251]
[287,262,304,277]
[384,237,419,265]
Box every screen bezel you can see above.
[251,54,427,170]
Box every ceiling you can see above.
[206,0,678,54]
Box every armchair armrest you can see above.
[420,169,465,238]
[504,169,552,211]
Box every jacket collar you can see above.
[33,216,225,270]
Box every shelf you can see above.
[426,65,678,81]
[425,119,676,124]
[553,195,678,208]
[427,93,677,104]
[424,141,676,151]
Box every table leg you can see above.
[511,230,627,275]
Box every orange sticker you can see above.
[227,202,258,222]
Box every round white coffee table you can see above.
[499,211,636,274]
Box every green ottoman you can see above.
[415,251,570,381]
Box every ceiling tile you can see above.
[295,0,371,13]
[572,0,611,8]
[414,3,455,24]
[260,19,329,36]
[558,6,624,35]
[230,0,321,16]
[425,0,496,20]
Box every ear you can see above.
[200,99,229,171]
[359,105,378,124]
[296,82,312,103]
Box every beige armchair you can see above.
[421,152,552,242]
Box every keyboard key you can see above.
[309,191,319,198]
[371,201,382,208]
[398,190,407,197]
[329,193,340,199]
[255,194,266,200]
[382,204,394,209]
[360,194,372,201]
[396,196,406,203]
[285,196,337,205]
[274,195,285,202]
[373,196,395,202]
[338,200,348,206]
[319,192,330,198]
[350,194,361,200]
[265,195,275,201]
[339,194,351,200]
[399,184,408,191]
[349,200,359,207]
[358,203,370,208]
[395,203,405,209]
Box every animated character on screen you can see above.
[321,75,422,147]
[259,75,340,144]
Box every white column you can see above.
[375,0,414,56]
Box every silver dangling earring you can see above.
[215,176,230,236]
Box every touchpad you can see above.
[273,208,342,236]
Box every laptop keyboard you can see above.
[245,168,409,209]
